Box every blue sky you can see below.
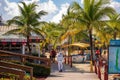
[1,0,120,23]
[8,0,80,8]
[8,0,120,3]
[8,0,81,10]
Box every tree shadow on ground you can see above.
[50,62,91,73]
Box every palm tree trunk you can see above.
[89,29,94,62]
[114,31,117,40]
[27,36,31,54]
[89,29,94,72]
[53,38,57,49]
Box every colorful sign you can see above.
[110,40,120,46]
[108,46,120,74]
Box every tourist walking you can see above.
[95,49,100,58]
[50,49,56,63]
[56,49,64,72]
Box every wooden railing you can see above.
[0,61,33,80]
[64,55,72,67]
[94,58,108,80]
[0,66,25,80]
[0,50,51,68]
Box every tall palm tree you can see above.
[67,0,115,64]
[6,2,47,54]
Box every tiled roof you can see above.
[0,25,44,40]
[0,25,17,32]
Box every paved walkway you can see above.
[45,63,99,80]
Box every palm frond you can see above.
[94,7,115,20]
[38,10,47,18]
[3,29,20,35]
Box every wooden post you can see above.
[30,69,33,80]
[68,56,69,64]
[94,60,97,74]
[98,60,101,80]
[19,74,24,80]
[90,60,93,72]
[21,56,26,64]
[64,55,66,64]
[70,55,72,67]
[104,64,108,80]
[22,43,25,55]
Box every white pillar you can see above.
[36,44,40,57]
[22,44,25,54]
[36,44,41,64]
[31,44,34,53]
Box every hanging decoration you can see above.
[12,39,16,45]
[2,39,7,45]
[29,38,32,43]
[36,36,39,42]
[22,39,26,45]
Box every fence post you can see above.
[68,56,69,64]
[98,60,101,80]
[19,74,24,80]
[104,64,108,80]
[70,55,72,67]
[21,56,25,64]
[94,60,97,74]
[64,55,66,64]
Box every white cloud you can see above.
[22,0,39,4]
[23,0,39,2]
[21,0,58,15]
[5,2,19,16]
[109,1,120,12]
[81,0,83,4]
[51,3,70,23]
[37,0,58,14]
[1,0,120,22]
[0,0,19,21]
[0,0,58,21]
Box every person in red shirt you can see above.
[95,49,100,58]
[50,49,56,63]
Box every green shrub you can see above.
[32,53,38,57]
[32,53,46,57]
[0,74,36,80]
[25,62,50,77]
[9,60,21,64]
[0,73,17,79]
[8,59,50,77]
[24,74,36,80]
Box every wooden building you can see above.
[0,16,43,54]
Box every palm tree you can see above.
[60,7,87,43]
[106,13,120,39]
[75,30,89,42]
[6,2,47,54]
[40,22,65,50]
[95,25,113,49]
[63,0,115,71]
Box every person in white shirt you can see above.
[56,50,64,72]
